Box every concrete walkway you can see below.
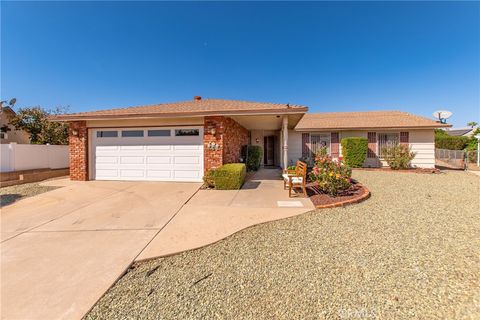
[1,169,313,319]
[137,169,314,260]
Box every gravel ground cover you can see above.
[0,182,59,207]
[86,171,480,320]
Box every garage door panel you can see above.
[119,169,145,178]
[120,156,144,164]
[174,156,200,164]
[96,156,118,164]
[96,146,119,152]
[146,156,171,164]
[119,145,144,151]
[96,169,119,178]
[146,145,172,151]
[174,170,201,179]
[92,127,203,182]
[146,170,172,178]
[174,145,202,150]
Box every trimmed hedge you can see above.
[203,169,216,188]
[213,163,246,190]
[341,137,368,168]
[435,135,470,150]
[242,145,263,171]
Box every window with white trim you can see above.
[310,133,331,155]
[378,133,399,157]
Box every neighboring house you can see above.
[445,127,477,137]
[52,97,449,182]
[0,107,30,144]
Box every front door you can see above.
[264,135,275,166]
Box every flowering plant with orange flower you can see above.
[309,148,352,196]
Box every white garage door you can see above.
[91,127,204,182]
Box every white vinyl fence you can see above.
[0,143,69,172]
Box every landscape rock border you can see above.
[313,184,370,209]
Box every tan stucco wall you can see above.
[0,111,30,144]
[338,129,435,168]
[291,129,436,168]
[287,130,302,166]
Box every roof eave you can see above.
[50,108,308,122]
[294,124,452,131]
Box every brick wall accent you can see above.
[400,131,409,146]
[222,117,249,164]
[69,121,89,181]
[204,116,248,172]
[302,133,310,158]
[331,132,339,158]
[367,132,377,158]
[204,116,224,171]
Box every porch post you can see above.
[282,115,288,169]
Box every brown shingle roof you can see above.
[295,110,451,131]
[52,98,307,121]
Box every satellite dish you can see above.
[433,110,453,124]
[9,98,16,106]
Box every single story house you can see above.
[0,107,30,144]
[52,97,449,182]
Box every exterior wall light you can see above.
[71,129,79,137]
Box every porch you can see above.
[229,113,304,169]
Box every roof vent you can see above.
[194,96,202,101]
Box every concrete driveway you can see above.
[1,180,201,320]
[1,169,313,320]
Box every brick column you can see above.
[204,116,249,172]
[204,117,224,172]
[69,121,89,181]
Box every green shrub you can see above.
[381,144,416,169]
[341,137,368,168]
[242,145,263,171]
[309,152,352,196]
[435,135,470,150]
[203,169,216,188]
[213,163,246,190]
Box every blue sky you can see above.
[1,1,479,127]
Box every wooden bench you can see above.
[282,160,308,198]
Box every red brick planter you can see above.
[307,184,371,209]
